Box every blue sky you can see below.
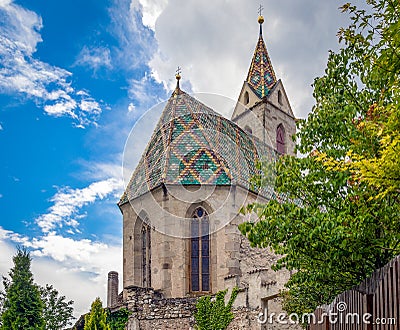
[0,0,356,319]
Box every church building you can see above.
[109,13,298,330]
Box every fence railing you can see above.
[307,255,399,330]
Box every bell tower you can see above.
[231,12,296,155]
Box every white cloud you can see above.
[0,0,12,6]
[31,243,122,318]
[75,46,112,72]
[81,161,124,183]
[122,99,166,184]
[0,238,14,278]
[128,73,160,107]
[36,178,123,233]
[0,227,12,239]
[134,0,354,118]
[0,163,124,317]
[0,1,102,126]
[109,0,156,70]
[130,0,168,30]
[0,0,42,53]
[76,90,89,96]
[0,123,3,130]
[44,98,77,117]
[79,99,102,113]
[30,233,110,264]
[128,102,135,112]
[0,230,122,318]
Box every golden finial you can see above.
[175,66,182,81]
[258,4,264,23]
[258,5,264,34]
[174,66,182,95]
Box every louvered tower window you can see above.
[244,91,249,105]
[276,124,286,154]
[190,207,210,292]
[141,224,151,287]
[278,90,283,105]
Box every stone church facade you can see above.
[108,14,299,330]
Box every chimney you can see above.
[107,271,119,307]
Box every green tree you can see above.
[319,1,400,199]
[0,280,6,327]
[239,0,400,316]
[39,284,74,329]
[84,297,110,330]
[106,308,130,330]
[194,287,238,330]
[0,248,44,330]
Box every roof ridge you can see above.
[161,88,181,181]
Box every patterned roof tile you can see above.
[246,35,277,99]
[120,89,277,204]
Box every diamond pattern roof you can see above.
[120,88,277,204]
[246,35,277,98]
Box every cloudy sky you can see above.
[0,0,357,319]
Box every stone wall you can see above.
[121,184,268,299]
[123,286,300,330]
[124,286,196,330]
[232,80,296,156]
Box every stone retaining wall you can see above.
[123,286,267,330]
[124,286,196,329]
[123,286,301,330]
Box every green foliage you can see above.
[320,0,400,198]
[84,297,110,330]
[0,249,75,329]
[39,284,74,329]
[194,287,239,330]
[0,248,44,330]
[239,0,400,316]
[0,279,7,325]
[106,308,131,330]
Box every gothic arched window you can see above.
[141,224,151,288]
[190,207,210,292]
[276,124,286,154]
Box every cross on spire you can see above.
[174,66,182,93]
[257,4,265,35]
[246,6,277,99]
[258,4,263,16]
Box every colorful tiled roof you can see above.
[119,87,277,204]
[246,32,277,99]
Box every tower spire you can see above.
[244,8,277,99]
